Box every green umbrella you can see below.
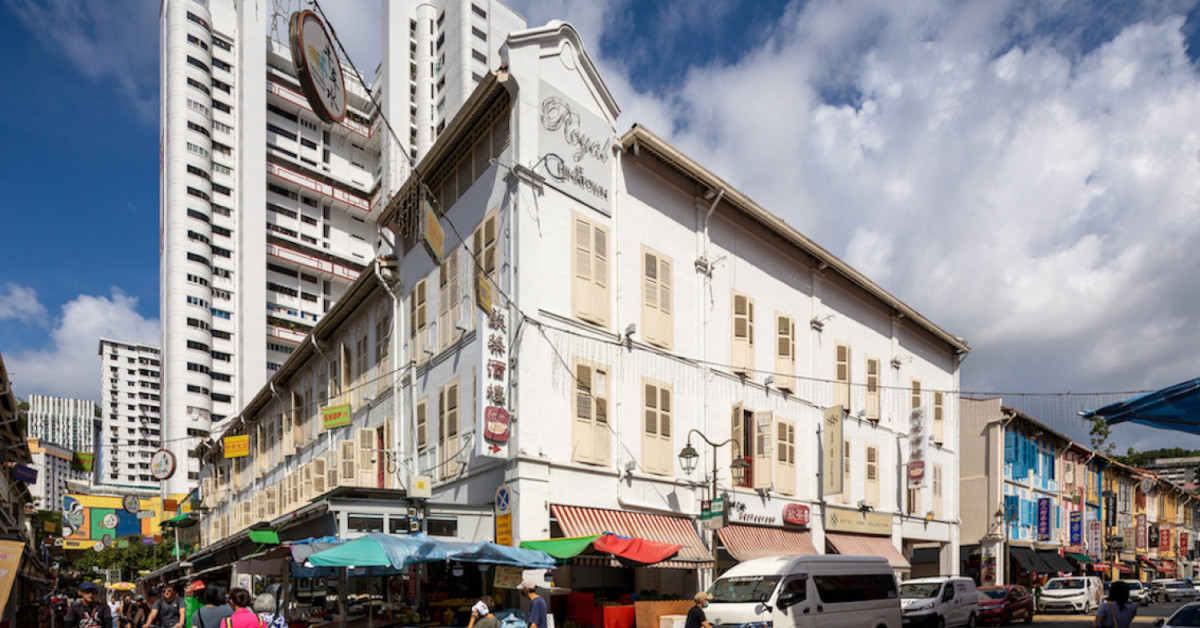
[519,535,601,559]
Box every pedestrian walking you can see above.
[191,585,232,628]
[144,586,185,628]
[685,592,712,628]
[467,596,497,628]
[221,589,263,628]
[64,582,113,628]
[1094,580,1137,628]
[519,580,547,628]
[252,593,286,628]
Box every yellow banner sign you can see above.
[476,270,494,313]
[322,403,352,429]
[0,540,22,612]
[825,506,893,535]
[422,199,444,265]
[223,435,250,458]
[496,513,512,547]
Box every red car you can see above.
[977,585,1034,625]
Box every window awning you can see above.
[550,505,712,569]
[1037,551,1076,574]
[1140,556,1164,571]
[1010,547,1053,574]
[519,535,602,559]
[1113,563,1132,574]
[716,525,818,562]
[825,532,910,569]
[1066,551,1096,564]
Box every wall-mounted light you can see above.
[925,511,935,522]
[764,376,775,388]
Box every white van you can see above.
[704,555,901,628]
[1037,576,1103,613]
[898,577,978,628]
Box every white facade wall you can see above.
[27,395,95,455]
[98,339,162,488]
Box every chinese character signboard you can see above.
[1136,514,1148,551]
[421,199,444,265]
[783,504,810,526]
[1069,511,1083,545]
[1160,527,1172,553]
[1037,498,1051,540]
[223,435,249,458]
[1088,519,1103,560]
[908,407,927,489]
[822,407,843,496]
[1181,531,1190,556]
[477,308,510,459]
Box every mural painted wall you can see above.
[61,494,173,550]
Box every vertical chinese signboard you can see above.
[1069,511,1083,545]
[478,307,510,459]
[1087,518,1103,560]
[822,407,843,496]
[1136,514,1148,551]
[1160,527,1172,554]
[908,408,928,489]
[1037,498,1051,540]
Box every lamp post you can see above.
[995,505,1009,585]
[679,429,750,566]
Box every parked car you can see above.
[1150,579,1200,603]
[705,555,902,628]
[1155,601,1200,627]
[1120,579,1150,606]
[1037,576,1103,614]
[899,576,979,628]
[976,585,1034,625]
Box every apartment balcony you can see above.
[266,161,371,213]
[267,324,306,345]
[267,77,372,140]
[267,241,360,282]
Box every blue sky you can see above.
[3,0,1200,452]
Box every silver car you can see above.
[1159,582,1200,602]
[1120,579,1150,606]
[1156,601,1200,627]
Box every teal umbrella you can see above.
[306,533,421,568]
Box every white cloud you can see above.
[6,289,158,403]
[0,284,46,323]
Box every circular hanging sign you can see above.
[151,449,177,481]
[101,513,119,529]
[122,494,140,514]
[101,534,113,548]
[93,541,104,553]
[289,10,346,124]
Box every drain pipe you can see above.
[698,188,724,477]
[374,257,405,489]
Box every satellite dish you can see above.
[1141,478,1155,493]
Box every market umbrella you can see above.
[109,582,137,591]
[306,533,422,568]
[1083,377,1200,435]
[454,542,555,568]
[519,535,601,559]
[593,532,681,567]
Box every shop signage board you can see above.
[1160,527,1172,554]
[288,10,345,124]
[0,541,21,614]
[322,403,352,429]
[1137,514,1148,551]
[782,504,810,526]
[494,565,523,589]
[1037,498,1051,540]
[13,464,36,484]
[825,506,892,535]
[822,407,843,496]
[478,308,510,458]
[1069,512,1083,545]
[495,485,513,546]
[536,82,614,215]
[223,435,249,458]
[702,498,726,530]
[71,452,94,472]
[908,407,928,489]
[1087,519,1103,560]
[421,199,444,265]
[1122,528,1136,553]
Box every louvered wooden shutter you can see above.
[933,464,943,518]
[411,280,428,361]
[439,384,460,478]
[281,411,294,458]
[313,457,328,496]
[910,379,922,412]
[594,366,611,466]
[382,419,395,488]
[439,248,461,349]
[774,419,796,495]
[753,411,773,489]
[338,439,357,485]
[341,342,352,406]
[572,364,595,464]
[300,463,314,502]
[732,293,754,375]
[416,400,428,451]
[591,224,609,326]
[356,428,375,486]
[866,445,880,507]
[202,476,213,506]
[325,449,338,490]
[731,404,745,468]
[641,383,671,475]
[642,252,673,348]
[835,343,851,411]
[775,315,795,391]
[264,485,277,521]
[932,391,945,444]
[865,358,881,420]
[842,440,852,504]
[573,218,595,322]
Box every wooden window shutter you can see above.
[357,427,375,487]
[341,342,353,405]
[265,485,278,520]
[416,399,428,451]
[382,419,395,488]
[865,357,881,420]
[658,386,672,474]
[300,463,314,502]
[356,333,369,401]
[375,315,390,377]
[752,411,773,489]
[731,404,745,469]
[281,472,292,513]
[412,279,428,362]
[841,440,852,504]
[439,248,459,350]
[474,213,498,280]
[572,363,595,464]
[866,445,880,507]
[254,491,265,522]
[338,439,357,486]
[642,251,673,349]
[641,382,671,476]
[775,314,795,392]
[292,391,306,448]
[592,224,609,326]
[910,379,922,413]
[932,391,945,444]
[774,419,796,495]
[201,476,213,505]
[572,218,595,322]
[732,292,754,375]
[439,383,461,478]
[658,256,672,347]
[325,449,338,491]
[835,343,851,411]
[594,366,611,466]
[313,456,328,495]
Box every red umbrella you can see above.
[593,533,681,567]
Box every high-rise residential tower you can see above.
[27,395,95,457]
[158,0,525,496]
[98,339,162,489]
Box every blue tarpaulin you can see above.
[1083,378,1200,435]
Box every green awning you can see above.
[248,529,280,544]
[1066,552,1096,564]
[519,535,601,559]
[160,514,198,529]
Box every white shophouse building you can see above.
[158,0,524,495]
[197,21,968,590]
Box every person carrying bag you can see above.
[1094,581,1137,628]
[221,589,264,628]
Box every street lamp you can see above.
[679,429,750,564]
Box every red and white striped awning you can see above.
[826,532,911,569]
[717,525,818,562]
[551,505,713,569]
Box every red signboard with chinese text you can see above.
[1160,527,1172,553]
[782,504,810,526]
